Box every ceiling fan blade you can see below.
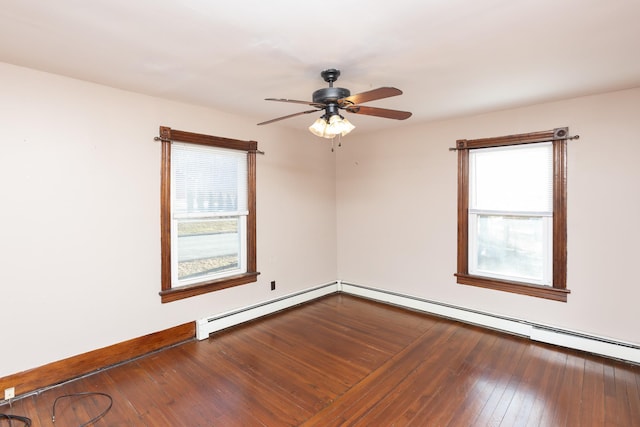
[265,98,326,108]
[257,109,320,126]
[345,105,412,120]
[339,87,403,106]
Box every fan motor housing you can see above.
[312,87,351,104]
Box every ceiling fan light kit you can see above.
[309,114,356,138]
[258,68,411,144]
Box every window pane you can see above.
[176,217,241,281]
[470,143,552,212]
[472,215,546,283]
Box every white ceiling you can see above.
[2,0,639,133]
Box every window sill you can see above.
[455,273,569,302]
[160,271,260,303]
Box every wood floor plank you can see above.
[310,295,439,340]
[212,333,319,417]
[134,347,233,424]
[212,329,342,411]
[486,344,554,427]
[381,326,488,426]
[103,360,190,426]
[443,333,522,426]
[247,319,371,388]
[2,294,639,426]
[199,346,311,426]
[468,340,531,426]
[296,308,421,355]
[564,353,587,427]
[414,330,501,426]
[259,313,394,373]
[300,320,457,426]
[607,362,633,427]
[295,310,401,362]
[523,346,568,427]
[580,356,606,426]
[618,364,640,425]
[546,351,585,427]
[169,342,271,426]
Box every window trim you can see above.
[455,128,569,302]
[159,126,259,303]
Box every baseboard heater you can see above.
[195,282,339,340]
[195,280,640,364]
[528,325,640,363]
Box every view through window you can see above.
[455,128,569,302]
[159,126,258,303]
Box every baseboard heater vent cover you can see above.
[196,282,339,340]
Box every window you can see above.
[455,128,569,302]
[159,126,259,303]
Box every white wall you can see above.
[336,87,640,346]
[3,59,638,379]
[0,62,337,377]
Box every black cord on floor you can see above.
[52,392,113,427]
[0,413,32,426]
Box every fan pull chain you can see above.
[330,135,343,152]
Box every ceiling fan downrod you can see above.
[320,69,340,87]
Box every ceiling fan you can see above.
[257,69,412,139]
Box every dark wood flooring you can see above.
[1,294,639,426]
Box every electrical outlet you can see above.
[4,387,15,400]
[270,280,276,291]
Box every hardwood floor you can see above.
[2,294,639,426]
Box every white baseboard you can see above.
[340,281,640,365]
[196,282,339,340]
[528,326,640,364]
[339,282,532,336]
[195,280,640,364]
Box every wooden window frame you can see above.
[159,126,259,303]
[455,128,569,302]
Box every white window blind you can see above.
[470,143,553,214]
[172,143,248,218]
